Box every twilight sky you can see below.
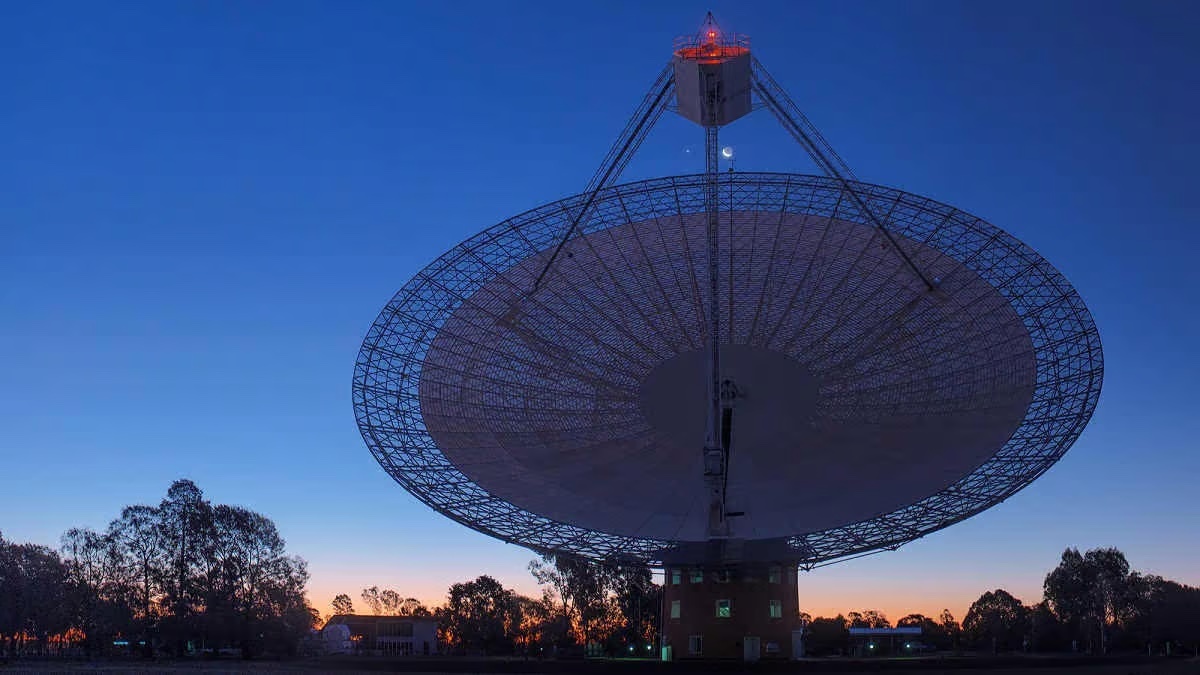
[2,1,1198,623]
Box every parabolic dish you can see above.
[353,172,1102,565]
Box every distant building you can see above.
[323,614,438,656]
[320,622,353,654]
[848,626,923,657]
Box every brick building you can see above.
[662,564,801,660]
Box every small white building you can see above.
[321,622,353,654]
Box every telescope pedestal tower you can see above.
[659,16,801,661]
[672,12,753,543]
[662,564,801,661]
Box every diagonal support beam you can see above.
[751,57,938,292]
[529,64,677,295]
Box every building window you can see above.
[715,599,731,618]
[688,635,703,655]
[768,565,781,584]
[671,569,681,585]
[715,569,730,583]
[379,621,414,637]
[670,600,681,619]
[769,599,782,619]
[690,569,703,583]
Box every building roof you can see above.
[325,614,437,627]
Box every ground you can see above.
[1,656,1198,674]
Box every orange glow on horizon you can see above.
[307,580,1000,627]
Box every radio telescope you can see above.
[352,14,1102,660]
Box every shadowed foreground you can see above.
[3,656,1199,674]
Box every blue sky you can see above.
[2,1,1198,620]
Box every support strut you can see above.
[751,58,938,292]
[530,64,676,295]
[702,78,728,538]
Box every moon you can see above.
[721,146,734,159]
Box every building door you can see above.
[743,636,761,662]
[791,629,805,659]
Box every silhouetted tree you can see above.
[2,483,315,660]
[1044,547,1087,646]
[805,615,848,656]
[331,594,354,616]
[964,589,1028,652]
[107,503,162,648]
[1120,574,1200,652]
[526,555,659,654]
[442,575,520,655]
[200,504,312,657]
[898,613,952,650]
[848,610,890,628]
[347,588,427,617]
[939,608,961,649]
[608,566,658,651]
[61,528,131,656]
[528,554,612,647]
[0,533,71,657]
[360,586,383,615]
[1044,547,1135,653]
[399,597,430,617]
[156,479,214,653]
[512,594,557,653]
[377,589,402,615]
[1027,600,1065,652]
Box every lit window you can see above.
[688,635,703,655]
[769,599,782,619]
[715,599,731,618]
[670,600,681,619]
[690,569,703,583]
[671,569,681,585]
[768,566,781,584]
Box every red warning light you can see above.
[673,14,748,62]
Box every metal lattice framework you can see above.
[352,172,1103,567]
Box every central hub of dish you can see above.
[639,344,821,459]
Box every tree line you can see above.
[329,554,659,657]
[0,480,316,659]
[6,485,1197,662]
[330,547,1198,658]
[803,547,1200,656]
